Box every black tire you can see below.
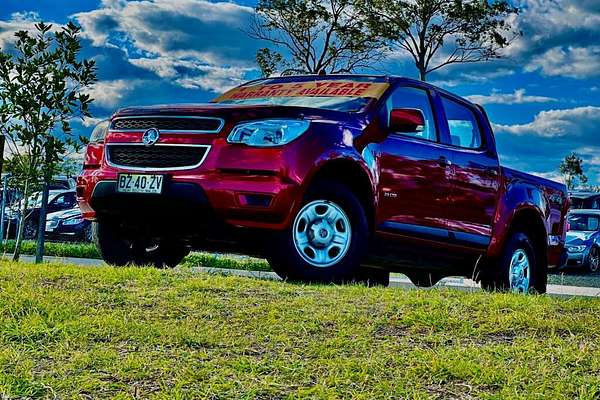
[94,221,136,266]
[481,232,545,294]
[140,242,191,269]
[94,221,190,268]
[267,180,369,284]
[406,272,442,288]
[587,247,600,273]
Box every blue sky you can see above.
[1,0,599,185]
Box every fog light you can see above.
[239,194,273,207]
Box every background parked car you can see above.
[5,190,78,239]
[45,206,92,242]
[569,191,600,210]
[564,210,600,272]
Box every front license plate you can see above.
[117,174,164,194]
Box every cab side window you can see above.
[385,86,437,142]
[441,95,482,149]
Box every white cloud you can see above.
[83,79,144,108]
[73,0,259,91]
[525,46,600,78]
[508,1,600,79]
[494,106,600,137]
[0,12,61,48]
[81,116,108,128]
[430,0,600,81]
[529,171,565,184]
[129,57,251,92]
[466,89,556,105]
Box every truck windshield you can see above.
[568,215,600,231]
[213,78,389,112]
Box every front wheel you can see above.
[587,247,600,273]
[94,221,190,268]
[481,232,545,294]
[267,181,368,284]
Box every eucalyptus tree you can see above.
[359,0,520,80]
[250,0,387,76]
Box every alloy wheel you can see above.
[590,247,600,272]
[292,200,351,267]
[509,248,530,293]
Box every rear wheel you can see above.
[587,247,599,273]
[94,221,190,268]
[267,180,368,284]
[481,232,545,294]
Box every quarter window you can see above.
[385,86,437,142]
[441,96,482,149]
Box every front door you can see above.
[373,85,453,239]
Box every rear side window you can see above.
[385,86,437,142]
[441,96,482,149]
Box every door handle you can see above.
[438,156,452,167]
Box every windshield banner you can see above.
[213,80,390,102]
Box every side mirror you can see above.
[389,108,425,133]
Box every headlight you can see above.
[227,119,310,147]
[89,120,109,143]
[568,245,587,253]
[63,217,84,226]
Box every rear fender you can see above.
[488,178,549,259]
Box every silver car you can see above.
[565,210,600,273]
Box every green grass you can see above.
[1,262,600,399]
[180,252,272,272]
[5,239,600,288]
[0,240,101,259]
[0,240,273,272]
[548,270,600,288]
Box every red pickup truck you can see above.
[78,75,569,293]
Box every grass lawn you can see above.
[4,240,600,288]
[1,262,600,399]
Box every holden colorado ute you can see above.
[77,75,569,293]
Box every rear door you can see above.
[437,94,501,248]
[374,85,454,237]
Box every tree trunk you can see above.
[35,181,50,263]
[12,180,29,261]
[419,68,427,81]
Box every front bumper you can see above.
[45,219,90,241]
[565,250,589,266]
[78,170,302,231]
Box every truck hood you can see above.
[113,103,364,126]
[566,231,596,244]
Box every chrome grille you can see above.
[106,144,210,170]
[111,116,223,132]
